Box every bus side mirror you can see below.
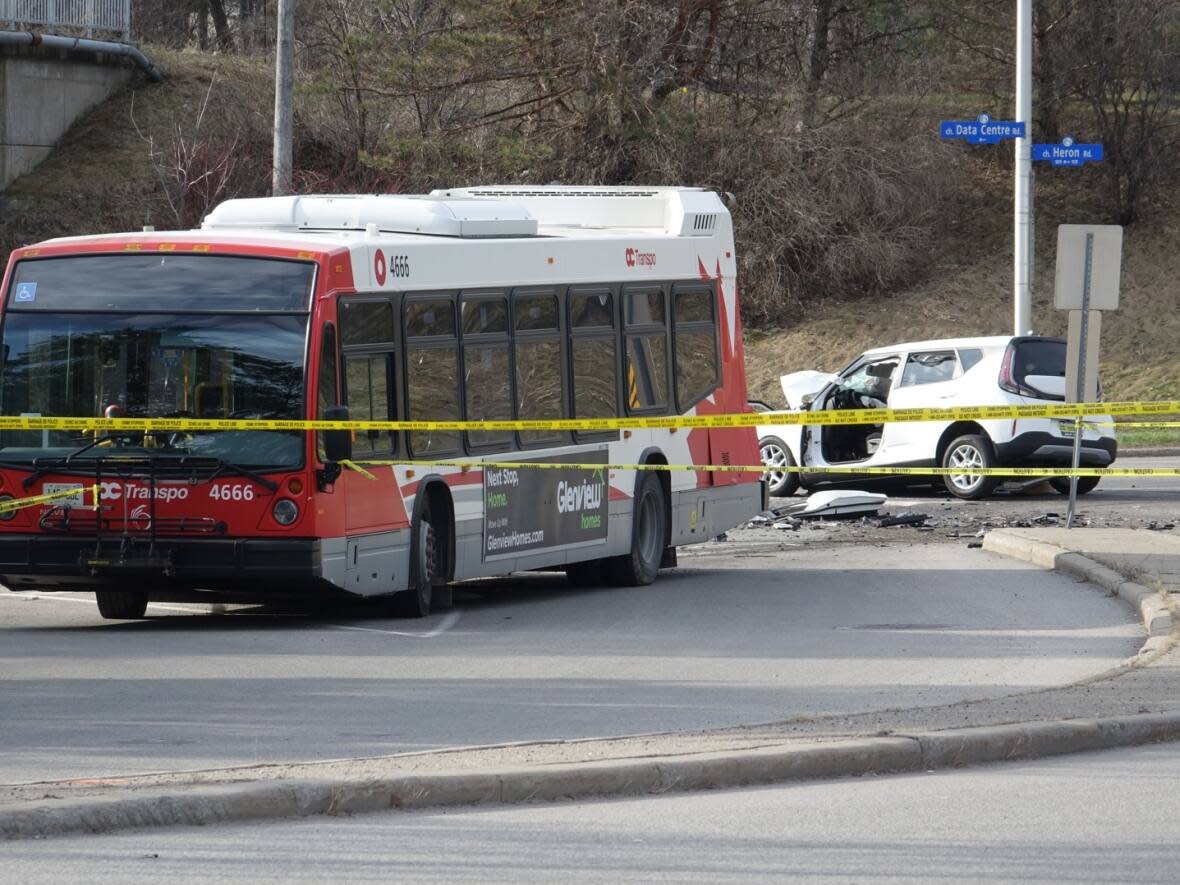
[322,405,353,463]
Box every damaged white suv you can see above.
[753,335,1117,500]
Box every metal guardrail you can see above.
[0,0,129,40]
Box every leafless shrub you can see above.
[132,84,234,228]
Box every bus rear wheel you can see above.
[395,512,439,618]
[606,472,667,587]
[95,590,148,620]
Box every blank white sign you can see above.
[1054,224,1122,311]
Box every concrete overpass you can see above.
[0,2,159,189]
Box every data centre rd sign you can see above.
[939,113,1026,145]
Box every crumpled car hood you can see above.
[780,370,840,409]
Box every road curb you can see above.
[982,529,1174,639]
[4,713,1180,840]
[1119,447,1180,458]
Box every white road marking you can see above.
[2,591,462,636]
[325,609,461,639]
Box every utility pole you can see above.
[1013,0,1033,335]
[272,0,295,197]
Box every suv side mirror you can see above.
[801,393,816,408]
[322,404,353,463]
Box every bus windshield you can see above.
[0,256,313,469]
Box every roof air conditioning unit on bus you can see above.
[203,195,538,238]
[432,185,724,236]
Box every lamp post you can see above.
[1014,0,1033,335]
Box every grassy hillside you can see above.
[2,50,1176,410]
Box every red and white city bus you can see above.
[0,186,762,619]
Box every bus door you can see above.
[336,299,408,534]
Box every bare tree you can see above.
[1071,1,1180,224]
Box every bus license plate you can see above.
[43,483,85,508]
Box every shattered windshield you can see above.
[0,256,312,469]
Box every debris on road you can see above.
[875,513,931,528]
[783,490,887,520]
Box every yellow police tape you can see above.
[0,398,1175,433]
[1096,421,1180,428]
[0,485,98,515]
[345,459,1177,479]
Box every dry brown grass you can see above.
[0,48,273,259]
[744,212,1180,407]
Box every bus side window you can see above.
[672,285,718,411]
[623,286,670,414]
[569,288,618,442]
[461,294,513,451]
[512,291,565,448]
[405,296,461,457]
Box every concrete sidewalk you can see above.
[3,527,1179,840]
[984,527,1177,642]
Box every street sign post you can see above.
[938,110,1031,334]
[1054,224,1123,528]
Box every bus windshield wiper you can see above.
[206,459,280,493]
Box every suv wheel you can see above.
[942,434,1000,500]
[1049,476,1100,495]
[759,436,799,497]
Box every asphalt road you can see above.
[7,741,1179,883]
[0,543,1139,784]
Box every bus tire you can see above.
[606,472,667,587]
[395,514,437,618]
[95,589,148,620]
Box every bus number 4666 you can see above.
[209,484,256,501]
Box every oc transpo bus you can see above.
[0,186,762,620]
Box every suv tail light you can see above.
[998,342,1037,397]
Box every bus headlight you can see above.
[272,498,299,526]
[0,495,15,521]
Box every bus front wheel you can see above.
[606,472,667,587]
[395,508,442,618]
[95,590,148,620]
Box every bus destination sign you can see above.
[484,450,609,559]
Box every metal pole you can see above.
[1066,233,1094,529]
[272,0,295,197]
[1014,0,1033,335]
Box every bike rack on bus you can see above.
[30,455,225,576]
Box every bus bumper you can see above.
[0,534,325,594]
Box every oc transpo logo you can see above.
[624,247,656,268]
[129,504,152,531]
[99,483,189,503]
